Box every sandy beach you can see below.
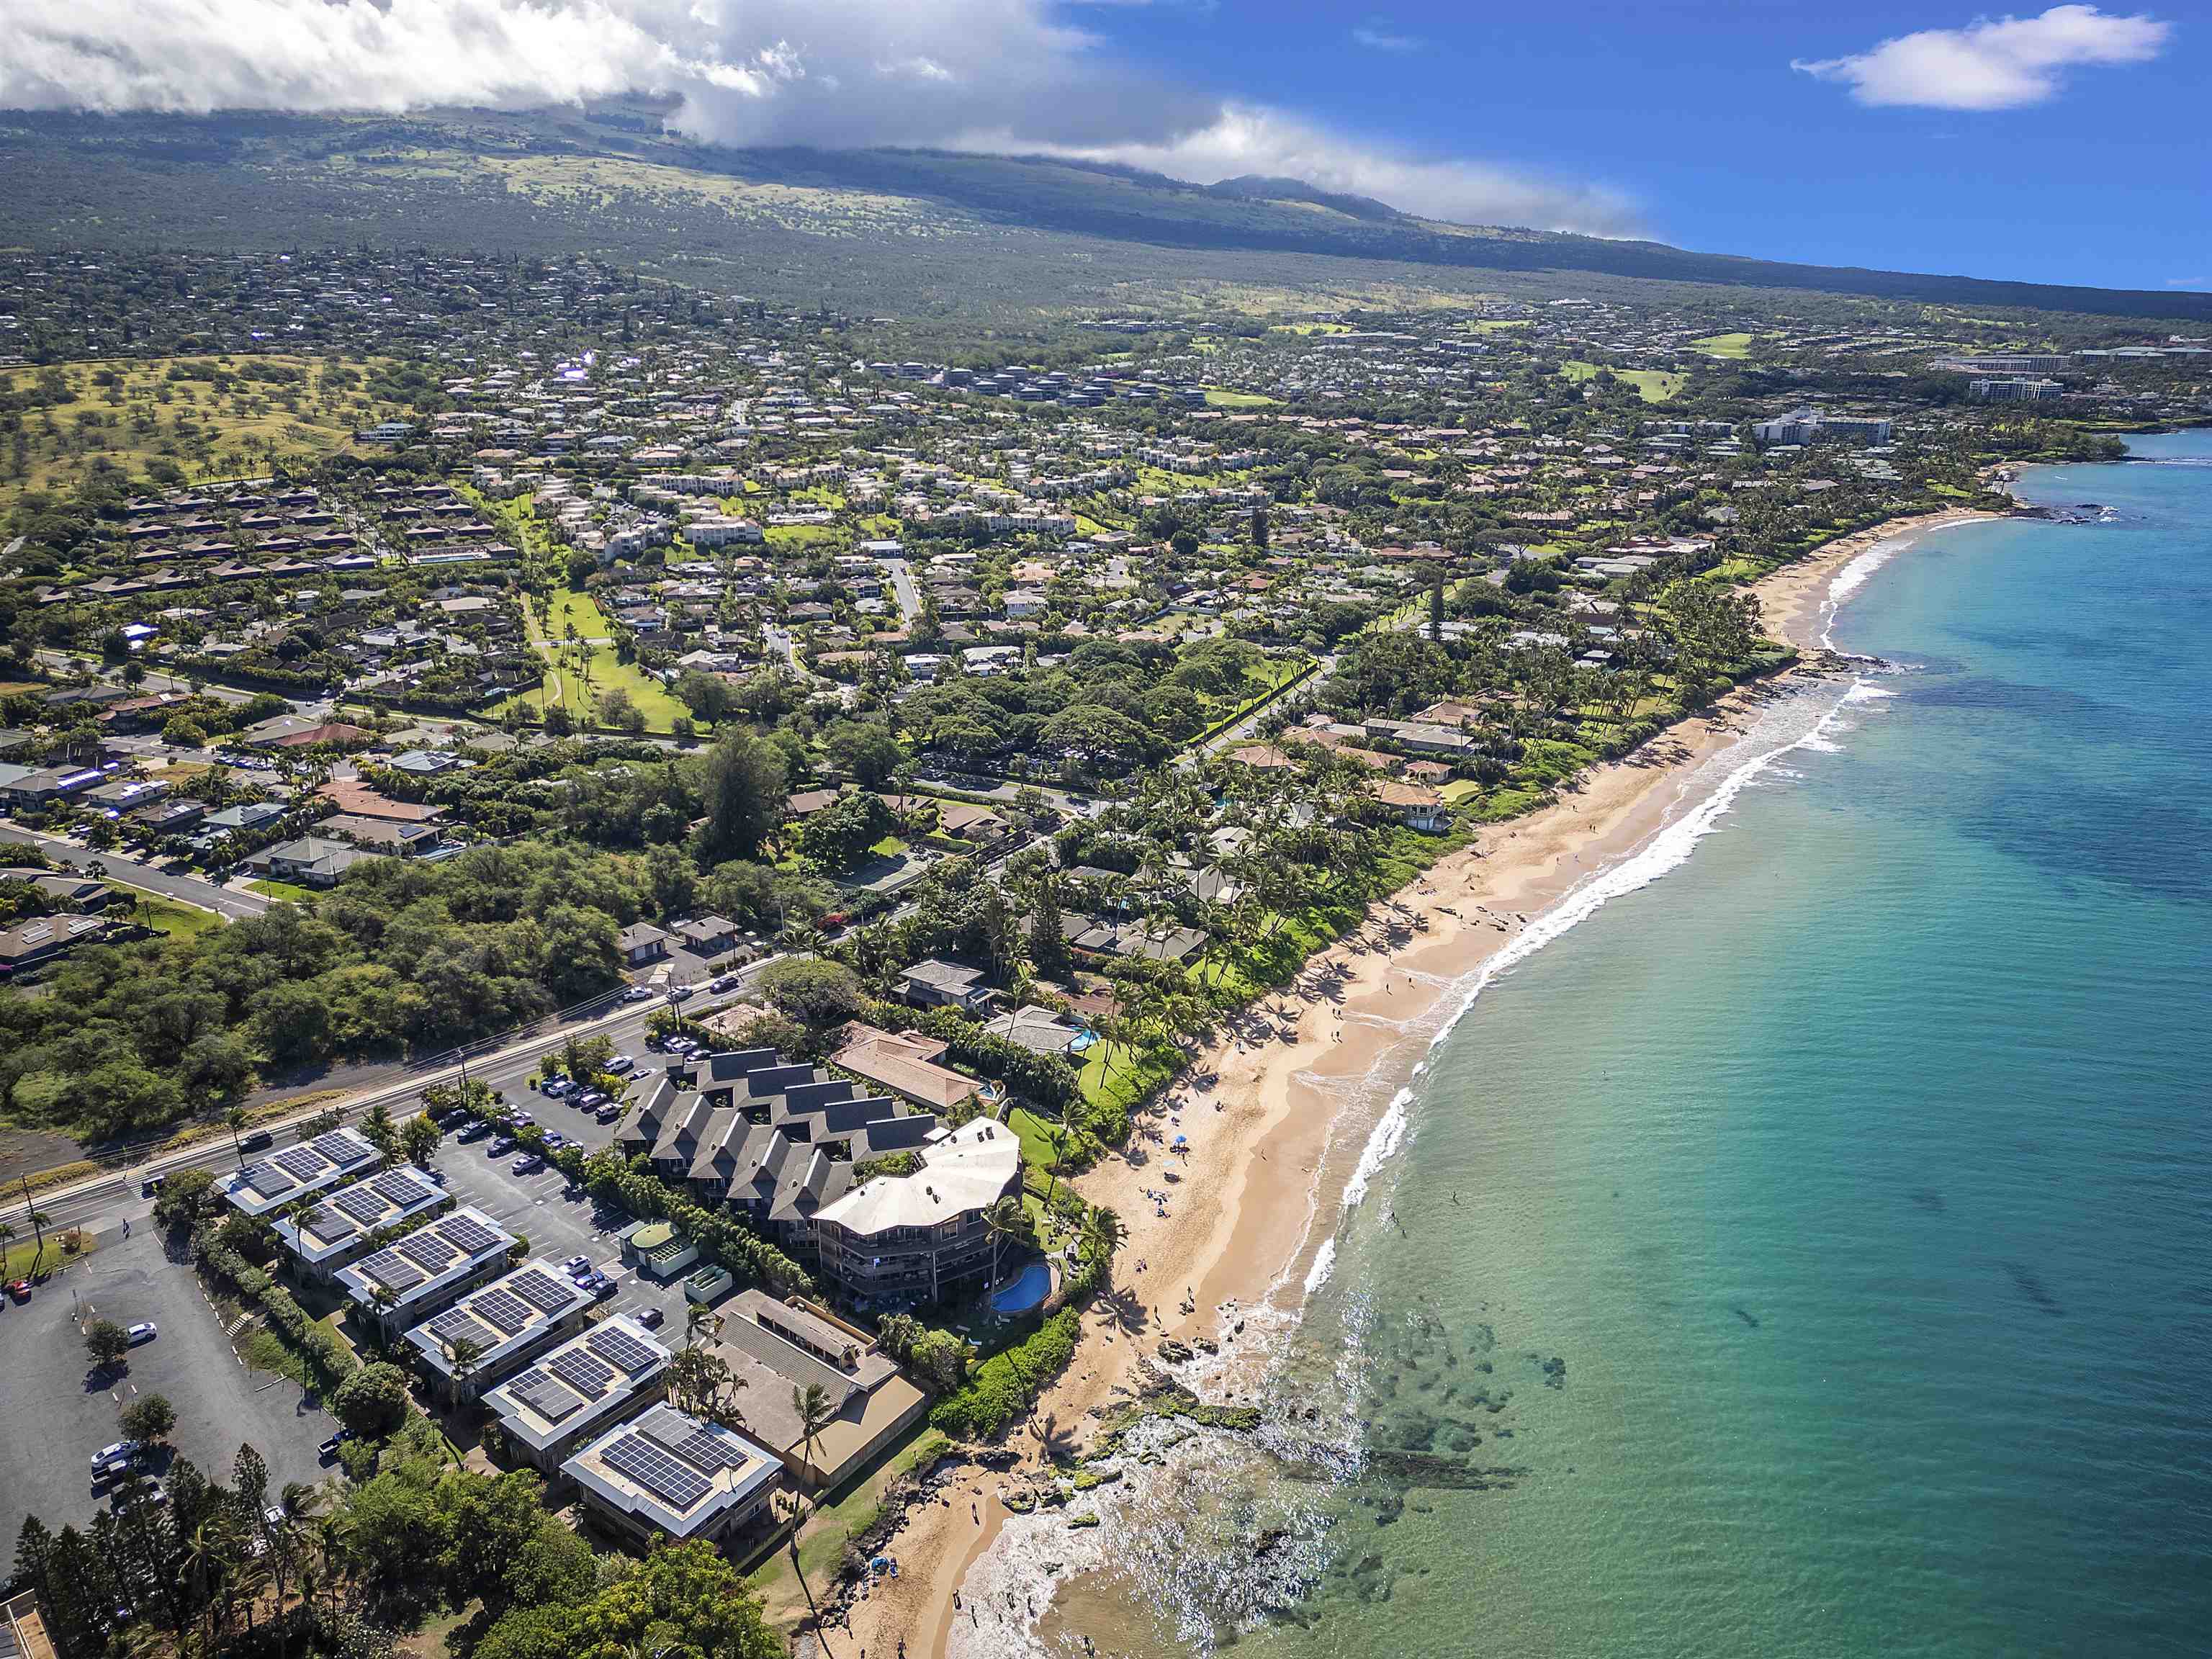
[835,505,2000,1659]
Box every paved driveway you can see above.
[0,1231,337,1532]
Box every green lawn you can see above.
[1692,332,1754,359]
[116,883,226,938]
[246,878,317,903]
[511,584,691,732]
[1560,361,1686,403]
[1203,387,1280,408]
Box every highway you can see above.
[0,824,271,920]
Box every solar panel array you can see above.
[601,1433,710,1510]
[668,1425,750,1473]
[313,1131,371,1167]
[508,1268,577,1316]
[333,1187,387,1226]
[242,1162,295,1198]
[548,1347,617,1396]
[508,1368,585,1423]
[397,1231,460,1272]
[304,1202,356,1242]
[371,1170,430,1207]
[429,1308,494,1349]
[442,1215,505,1256]
[585,1325,662,1375]
[358,1249,423,1291]
[472,1287,534,1336]
[274,1146,325,1181]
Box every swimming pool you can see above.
[989,1260,1053,1314]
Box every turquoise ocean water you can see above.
[1008,434,2212,1659]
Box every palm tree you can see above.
[981,1195,1026,1293]
[685,1300,721,1350]
[264,1481,323,1659]
[783,1382,842,1656]
[791,1382,835,1488]
[1079,1205,1126,1271]
[446,1336,483,1398]
[225,1107,251,1166]
[17,1184,52,1276]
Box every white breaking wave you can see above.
[1301,1236,1337,1295]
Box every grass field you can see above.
[1203,387,1281,408]
[246,878,318,904]
[1559,361,1686,403]
[115,882,226,939]
[0,354,401,508]
[1692,332,1755,359]
[749,1426,950,1627]
[511,584,691,732]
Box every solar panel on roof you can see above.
[472,1287,533,1336]
[333,1187,387,1226]
[313,1131,369,1166]
[442,1216,504,1255]
[304,1204,356,1242]
[243,1162,296,1197]
[669,1426,750,1472]
[429,1308,494,1347]
[371,1171,428,1207]
[508,1269,577,1316]
[359,1250,423,1292]
[602,1434,709,1509]
[274,1146,325,1180]
[397,1232,460,1271]
[510,1369,584,1423]
[585,1326,662,1374]
[548,1348,616,1395]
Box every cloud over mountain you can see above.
[0,0,1640,234]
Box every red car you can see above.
[5,1279,31,1302]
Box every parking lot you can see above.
[426,1068,693,1338]
[0,1230,338,1532]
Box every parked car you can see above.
[318,1430,353,1462]
[457,1119,490,1141]
[125,1321,158,1347]
[562,1255,592,1277]
[595,1105,624,1125]
[488,1136,517,1156]
[114,1479,166,1509]
[90,1440,143,1475]
[587,1276,618,1302]
[606,1054,635,1076]
[577,1090,608,1110]
[511,1154,545,1176]
[5,1279,30,1302]
[634,1306,665,1330]
[541,1077,572,1097]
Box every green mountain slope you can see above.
[2,106,2204,325]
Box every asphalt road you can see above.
[0,824,270,920]
[884,557,921,626]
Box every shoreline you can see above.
[840,504,2001,1659]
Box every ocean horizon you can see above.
[1013,431,2212,1658]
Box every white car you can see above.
[606,1054,635,1075]
[125,1321,158,1347]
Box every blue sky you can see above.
[5,0,2200,293]
[1064,1,2205,292]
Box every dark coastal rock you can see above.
[1158,1336,1195,1364]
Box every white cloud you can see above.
[0,0,1638,233]
[1352,23,1424,53]
[992,104,1643,235]
[1794,5,2171,109]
